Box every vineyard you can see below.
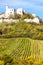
[0,38,43,61]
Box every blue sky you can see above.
[0,0,43,19]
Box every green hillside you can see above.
[0,38,43,61]
[0,21,43,65]
[0,22,43,40]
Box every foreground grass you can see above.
[0,38,43,61]
[0,38,43,65]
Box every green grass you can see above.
[0,22,43,40]
[0,38,43,61]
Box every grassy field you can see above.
[0,38,43,61]
[0,22,43,40]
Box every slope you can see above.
[0,38,43,61]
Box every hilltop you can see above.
[0,5,43,24]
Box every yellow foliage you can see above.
[0,60,4,65]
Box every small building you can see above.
[24,18,32,22]
[16,8,24,16]
[24,17,39,24]
[0,13,5,18]
[5,5,15,18]
[0,19,3,23]
[32,17,39,24]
